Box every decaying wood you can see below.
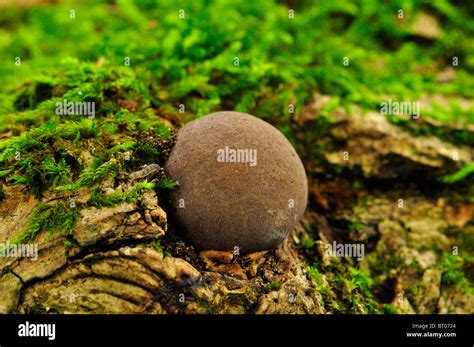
[1,98,472,314]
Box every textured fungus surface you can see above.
[165,112,308,253]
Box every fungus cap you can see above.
[164,111,308,253]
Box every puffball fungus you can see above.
[164,111,308,253]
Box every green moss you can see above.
[14,202,80,244]
[383,303,396,314]
[88,181,155,207]
[63,239,76,248]
[368,252,404,275]
[154,178,179,190]
[108,141,136,153]
[307,265,331,298]
[1,1,473,196]
[404,284,418,300]
[195,297,214,313]
[439,253,474,294]
[307,265,381,313]
[1,0,472,135]
[348,222,365,231]
[263,281,283,293]
[441,163,474,184]
[349,268,374,298]
[55,158,118,192]
[300,237,315,249]
[150,241,171,257]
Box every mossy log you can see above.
[1,97,472,314]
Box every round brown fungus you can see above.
[164,111,308,253]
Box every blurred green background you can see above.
[0,0,473,129]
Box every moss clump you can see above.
[439,253,474,294]
[383,303,396,314]
[441,163,474,184]
[263,281,283,293]
[14,202,80,244]
[55,158,119,192]
[88,181,155,208]
[307,265,381,314]
[139,241,172,258]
